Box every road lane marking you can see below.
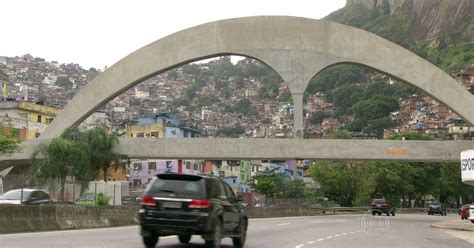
[327,236,333,239]
[335,234,340,237]
[295,244,305,248]
[317,238,324,241]
[307,241,315,244]
[277,222,290,226]
[311,220,322,223]
[342,232,348,235]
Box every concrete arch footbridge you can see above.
[2,16,473,163]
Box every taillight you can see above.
[189,199,211,209]
[382,203,388,207]
[141,195,156,207]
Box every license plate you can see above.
[376,204,381,207]
[162,201,182,208]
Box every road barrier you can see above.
[0,205,139,234]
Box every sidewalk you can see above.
[431,219,474,231]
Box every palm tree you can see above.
[84,127,127,182]
[30,137,90,201]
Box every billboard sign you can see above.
[461,150,474,185]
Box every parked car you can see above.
[0,189,50,205]
[460,204,470,220]
[139,173,248,248]
[371,198,395,216]
[427,201,447,216]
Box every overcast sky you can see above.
[2,0,346,69]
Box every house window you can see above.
[37,115,42,123]
[186,161,191,169]
[193,163,199,171]
[133,179,142,186]
[148,162,156,170]
[252,166,255,172]
[137,133,144,138]
[151,132,159,138]
[133,163,142,171]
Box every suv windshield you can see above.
[147,174,206,198]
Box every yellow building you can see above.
[0,101,60,140]
[127,123,164,138]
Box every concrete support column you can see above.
[292,92,304,139]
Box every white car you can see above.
[468,205,474,223]
[0,189,50,205]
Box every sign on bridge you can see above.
[461,150,474,185]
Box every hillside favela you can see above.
[0,0,474,247]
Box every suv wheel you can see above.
[142,235,159,248]
[233,219,247,247]
[205,219,222,248]
[178,234,191,244]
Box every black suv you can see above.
[427,201,447,216]
[371,198,395,216]
[138,173,248,248]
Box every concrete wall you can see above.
[0,205,138,234]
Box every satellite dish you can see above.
[0,166,14,178]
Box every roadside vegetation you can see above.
[29,126,127,201]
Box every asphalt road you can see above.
[0,214,472,248]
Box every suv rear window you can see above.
[373,199,386,204]
[146,174,206,198]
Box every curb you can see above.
[431,223,474,232]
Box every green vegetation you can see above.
[0,118,21,156]
[310,160,474,208]
[326,1,473,72]
[30,127,127,199]
[30,137,91,201]
[95,192,111,206]
[251,168,309,204]
[215,126,245,138]
[310,132,474,207]
[308,111,332,125]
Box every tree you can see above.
[30,137,90,201]
[0,118,21,156]
[309,111,331,125]
[362,118,396,138]
[84,127,127,182]
[251,168,286,204]
[351,94,399,131]
[309,161,362,207]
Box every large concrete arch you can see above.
[40,16,474,139]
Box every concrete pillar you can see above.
[292,92,304,139]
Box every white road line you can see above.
[295,244,305,248]
[307,241,315,244]
[277,223,291,226]
[317,238,325,241]
[335,234,340,237]
[342,233,348,235]
[327,236,333,239]
[311,220,322,223]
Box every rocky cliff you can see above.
[345,0,473,42]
